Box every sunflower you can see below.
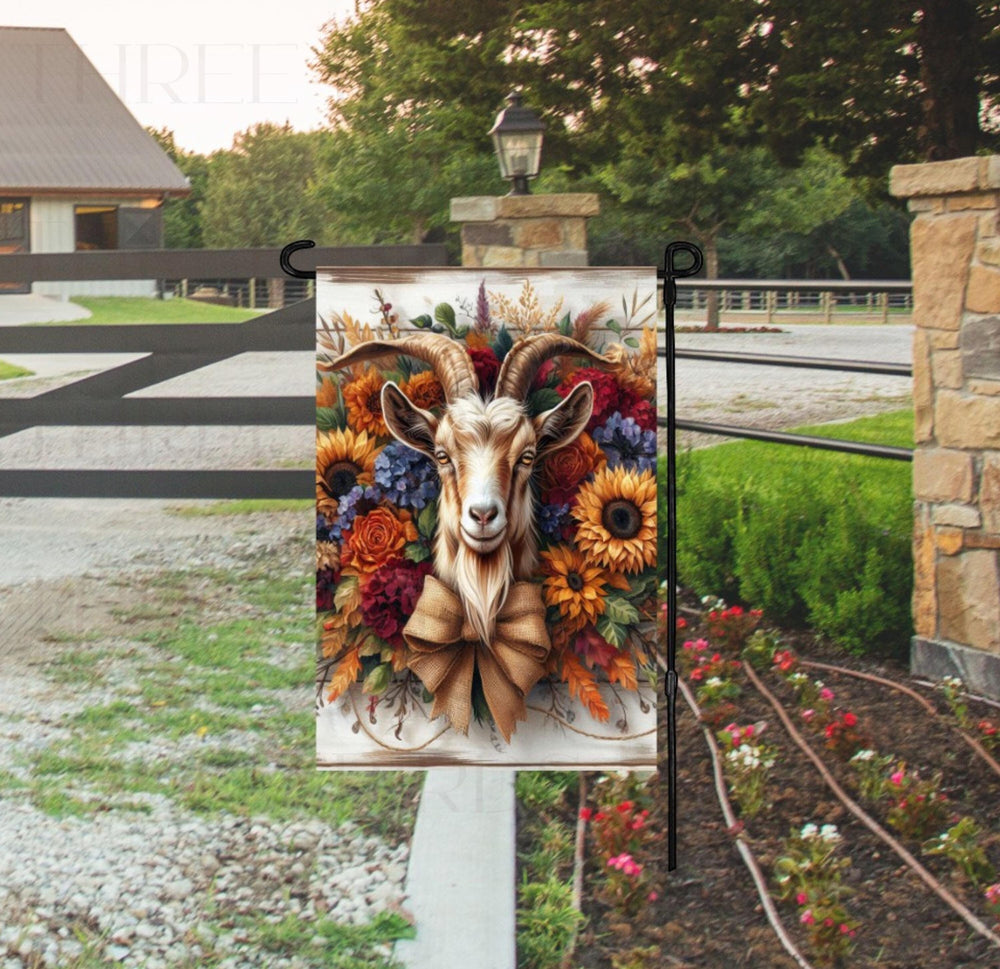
[572,465,657,574]
[343,366,388,436]
[540,544,611,634]
[401,369,445,412]
[316,427,382,519]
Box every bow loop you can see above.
[402,575,552,742]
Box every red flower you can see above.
[627,398,657,432]
[579,807,593,821]
[616,800,634,813]
[360,559,433,646]
[469,346,500,395]
[843,712,858,727]
[557,368,635,431]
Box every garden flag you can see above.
[315,268,659,768]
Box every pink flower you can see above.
[796,892,808,906]
[843,711,858,727]
[839,923,851,935]
[802,709,815,722]
[800,910,815,925]
[647,891,659,902]
[819,687,835,701]
[890,769,905,786]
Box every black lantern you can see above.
[489,91,545,196]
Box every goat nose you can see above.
[469,502,499,526]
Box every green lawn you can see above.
[0,359,33,380]
[53,296,263,325]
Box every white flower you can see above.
[819,824,841,843]
[942,675,964,690]
[851,749,875,763]
[800,823,819,839]
[706,676,722,688]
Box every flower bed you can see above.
[517,599,1000,969]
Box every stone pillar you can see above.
[890,156,1000,696]
[450,193,599,268]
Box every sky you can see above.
[3,1,356,154]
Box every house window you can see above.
[0,197,29,294]
[74,203,163,251]
[75,205,118,250]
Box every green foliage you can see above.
[516,877,585,969]
[201,123,335,248]
[515,771,576,813]
[669,410,914,657]
[147,126,209,249]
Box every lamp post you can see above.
[489,91,545,196]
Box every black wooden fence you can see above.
[0,246,447,499]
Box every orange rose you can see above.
[539,432,606,505]
[343,506,418,573]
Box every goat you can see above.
[327,331,614,644]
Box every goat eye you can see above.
[435,451,451,466]
[519,452,535,467]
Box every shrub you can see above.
[663,410,914,658]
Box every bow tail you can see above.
[476,644,530,743]
[408,647,477,735]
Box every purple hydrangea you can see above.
[536,502,572,544]
[317,513,334,543]
[373,441,440,510]
[329,484,382,541]
[592,412,657,473]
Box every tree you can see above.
[146,127,209,249]
[741,0,1000,172]
[200,124,334,248]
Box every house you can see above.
[0,26,190,296]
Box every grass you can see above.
[41,296,261,326]
[15,559,422,840]
[0,359,34,379]
[168,498,314,517]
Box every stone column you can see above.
[890,157,1000,697]
[450,193,599,268]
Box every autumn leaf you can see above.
[327,647,361,702]
[606,652,638,691]
[562,651,610,722]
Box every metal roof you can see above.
[0,26,190,195]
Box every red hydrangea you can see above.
[626,398,657,432]
[469,346,500,396]
[360,559,433,646]
[557,367,635,431]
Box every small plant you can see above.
[717,723,776,819]
[517,876,585,969]
[884,763,949,841]
[938,675,971,728]
[742,629,781,671]
[581,777,657,917]
[774,824,857,966]
[823,709,866,759]
[689,651,742,719]
[848,748,896,802]
[976,718,1000,751]
[923,817,995,887]
[705,603,763,651]
[772,647,800,676]
[984,883,1000,928]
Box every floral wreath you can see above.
[316,279,659,741]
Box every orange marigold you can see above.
[572,465,657,574]
[343,366,388,436]
[401,369,445,412]
[342,506,418,574]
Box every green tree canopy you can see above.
[200,123,334,249]
[146,127,209,249]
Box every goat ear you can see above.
[533,382,594,457]
[381,382,438,457]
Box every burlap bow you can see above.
[402,575,552,742]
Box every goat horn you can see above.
[495,333,616,401]
[326,334,478,402]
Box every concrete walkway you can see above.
[0,293,91,325]
[395,769,517,969]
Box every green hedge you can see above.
[659,411,914,658]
